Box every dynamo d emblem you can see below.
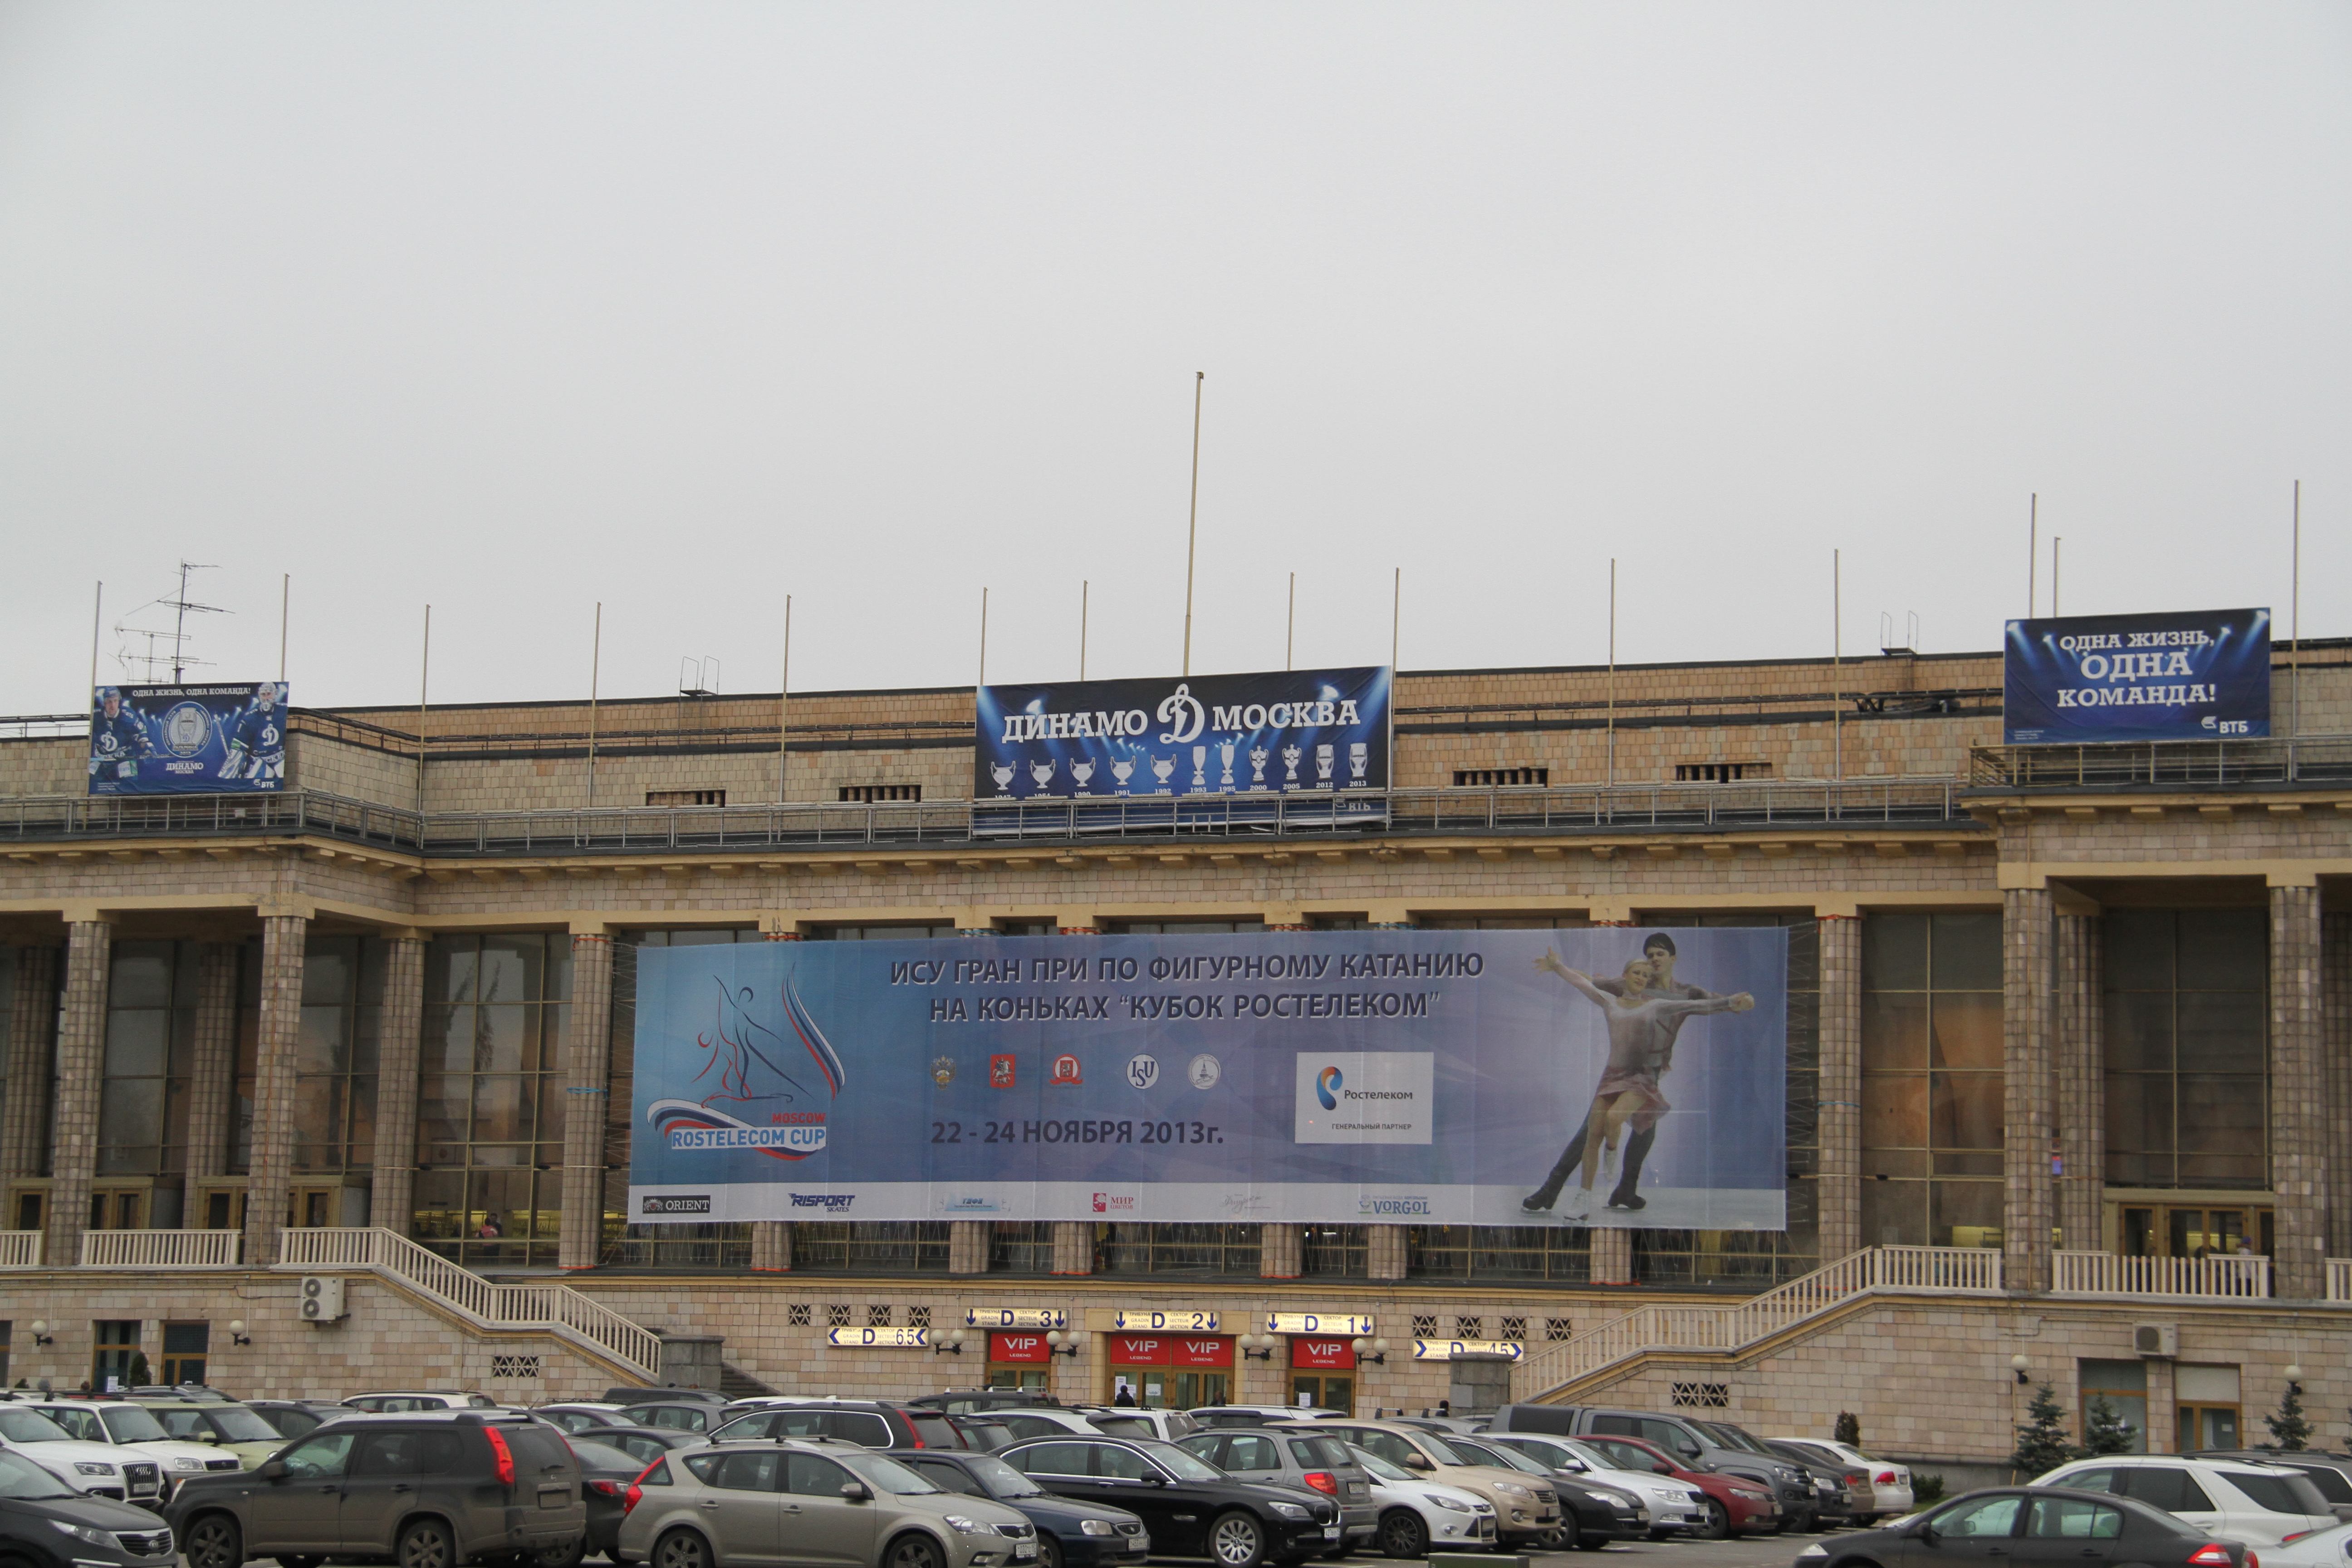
[1316,1065,1344,1110]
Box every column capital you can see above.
[1587,902,1632,926]
[2268,868,2323,889]
[255,898,315,921]
[381,926,430,944]
[568,916,612,936]
[59,906,118,928]
[1366,901,1412,927]
[760,913,807,939]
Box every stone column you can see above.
[1367,1225,1406,1282]
[559,933,616,1270]
[2270,882,2326,1300]
[1260,1223,1300,1279]
[182,943,243,1192]
[1590,1227,1634,1285]
[0,943,59,1186]
[1817,914,1861,1262]
[2053,913,2106,1253]
[47,919,113,1265]
[949,1221,990,1275]
[370,936,426,1237]
[2324,913,2352,1260]
[751,1220,793,1272]
[241,913,309,1267]
[2002,888,2055,1295]
[1051,1221,1093,1275]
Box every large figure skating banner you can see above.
[975,667,1391,799]
[628,928,1787,1231]
[88,682,289,795]
[2004,608,2270,745]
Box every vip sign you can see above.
[1291,1337,1356,1370]
[1110,1334,1232,1368]
[991,1333,1051,1363]
[827,1327,928,1348]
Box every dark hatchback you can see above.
[0,1449,176,1568]
[1793,1486,2254,1568]
[900,1450,1152,1568]
[165,1411,586,1568]
[570,1437,665,1564]
[709,1401,969,1450]
[997,1435,1340,1568]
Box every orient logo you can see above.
[640,1195,711,1215]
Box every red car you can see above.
[1578,1433,1783,1538]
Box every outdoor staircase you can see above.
[720,1362,779,1400]
[1510,1245,2006,1402]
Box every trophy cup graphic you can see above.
[1349,742,1368,784]
[1030,759,1058,791]
[1191,746,1208,791]
[1217,742,1236,789]
[990,763,1015,795]
[1281,745,1302,784]
[1150,755,1176,790]
[1315,744,1334,784]
[1070,759,1096,792]
[1111,758,1135,793]
[1249,747,1268,786]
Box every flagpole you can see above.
[1079,580,1089,681]
[775,595,792,803]
[415,605,431,813]
[1182,372,1204,676]
[586,603,602,808]
[279,574,290,682]
[1606,560,1617,788]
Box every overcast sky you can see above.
[1,4,2345,714]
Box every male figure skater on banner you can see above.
[1523,934,1754,1216]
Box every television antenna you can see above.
[113,563,229,683]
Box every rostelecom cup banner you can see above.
[628,928,1787,1231]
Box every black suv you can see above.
[0,1448,176,1568]
[166,1411,586,1568]
[709,1400,968,1450]
[998,1434,1340,1567]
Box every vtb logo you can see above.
[1316,1066,1343,1110]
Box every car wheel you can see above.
[397,1519,456,1568]
[1577,1535,1614,1551]
[653,1529,710,1568]
[537,1538,588,1568]
[280,1556,323,1568]
[1209,1510,1267,1568]
[1374,1509,1426,1559]
[885,1534,945,1568]
[1037,1536,1063,1568]
[185,1515,243,1568]
[1647,1529,1672,1542]
[1699,1500,1731,1541]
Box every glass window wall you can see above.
[293,937,384,1176]
[2103,910,2268,1190]
[98,941,198,1177]
[1860,912,2004,1248]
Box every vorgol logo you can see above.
[1316,1065,1343,1110]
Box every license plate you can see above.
[1323,1526,1341,1539]
[537,1486,571,1510]
[1015,1546,1036,1559]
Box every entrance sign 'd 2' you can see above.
[1112,1309,1220,1332]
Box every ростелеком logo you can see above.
[1316,1066,1343,1110]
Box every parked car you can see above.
[1477,1432,1713,1539]
[1188,1408,1348,1430]
[130,1401,286,1471]
[1792,1486,2251,1568]
[898,1449,1153,1568]
[588,1428,708,1472]
[1181,1426,1377,1550]
[2193,1452,2352,1520]
[2035,1455,2337,1547]
[1443,1436,1644,1550]
[1084,1409,1201,1442]
[167,1411,586,1568]
[0,1407,164,1508]
[604,1388,730,1407]
[1688,1419,1843,1527]
[989,1410,1125,1444]
[1309,1418,1566,1550]
[572,1436,668,1565]
[614,1438,1038,1568]
[1775,1437,1914,1524]
[909,1392,1067,1418]
[1488,1403,1817,1529]
[710,1400,967,1450]
[237,1403,347,1441]
[617,1402,728,1436]
[1573,1431,1780,1538]
[338,1392,500,1413]
[1339,1443,1499,1558]
[13,1402,238,1497]
[997,1433,1342,1566]
[1764,1441,1858,1528]
[0,1447,178,1568]
[956,1419,1019,1453]
[2255,1519,2352,1568]
[533,1406,647,1438]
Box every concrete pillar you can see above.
[559,933,617,1270]
[1260,1223,1301,1279]
[1590,1227,1634,1285]
[2270,882,2326,1299]
[2002,888,2055,1294]
[751,1220,793,1272]
[47,919,113,1264]
[1367,1225,1406,1282]
[0,943,59,1185]
[241,913,309,1267]
[2324,914,2352,1260]
[949,1220,990,1274]
[1817,915,1861,1262]
[183,943,242,1191]
[370,936,426,1237]
[1051,1221,1093,1275]
[2053,913,2106,1253]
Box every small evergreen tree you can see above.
[2080,1396,2139,1456]
[1835,1411,1862,1446]
[124,1350,151,1387]
[1914,1475,1947,1505]
[2262,1380,2313,1452]
[2010,1382,2078,1478]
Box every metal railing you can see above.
[2052,1250,2272,1298]
[277,1227,661,1379]
[78,1229,242,1268]
[0,1231,42,1268]
[1511,1245,2003,1399]
[0,778,1974,858]
[1971,735,2352,790]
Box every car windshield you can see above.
[0,1409,75,1443]
[1136,1440,1225,1482]
[0,1450,75,1500]
[2228,1472,2332,1516]
[1703,1423,1772,1455]
[1093,1417,1155,1439]
[837,1452,941,1495]
[1563,1441,1633,1472]
[1455,1440,1550,1475]
[201,1408,285,1442]
[99,1406,174,1443]
[964,1454,1045,1499]
[1349,1446,1416,1484]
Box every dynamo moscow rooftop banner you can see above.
[2004,608,2270,745]
[88,681,290,795]
[628,928,1787,1232]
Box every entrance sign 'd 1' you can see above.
[966,1308,1067,1329]
[827,1326,929,1348]
[1112,1309,1220,1332]
[1410,1340,1524,1361]
[1265,1313,1374,1337]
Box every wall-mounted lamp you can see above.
[27,1321,52,1348]
[2011,1354,2031,1386]
[1043,1330,1080,1360]
[227,1321,250,1348]
[1237,1333,1276,1362]
[932,1328,969,1356]
[2285,1363,2304,1396]
[1351,1337,1391,1366]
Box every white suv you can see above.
[2037,1455,2337,1546]
[0,1405,165,1506]
[18,1401,238,1495]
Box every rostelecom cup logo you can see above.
[1316,1065,1343,1111]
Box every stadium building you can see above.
[0,632,2347,1480]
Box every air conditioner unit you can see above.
[2132,1323,2177,1357]
[299,1276,346,1323]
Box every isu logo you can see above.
[1049,1054,1083,1087]
[990,1055,1017,1088]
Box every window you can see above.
[0,950,16,1179]
[1455,1317,1483,1338]
[2124,1467,2215,1513]
[646,789,726,807]
[809,925,958,941]
[627,929,757,947]
[839,784,921,803]
[1934,1494,2023,1538]
[2077,1360,2148,1454]
[1097,1224,1261,1275]
[281,1432,358,1480]
[2105,910,2268,1189]
[867,1304,892,1327]
[412,933,572,1269]
[1101,921,1269,935]
[1674,763,1769,783]
[294,937,385,1177]
[1546,1318,1574,1342]
[160,1322,209,1386]
[91,1321,141,1391]
[784,1453,848,1495]
[1416,916,1592,931]
[2027,1497,2125,1539]
[1302,1225,1367,1277]
[1670,1382,1730,1409]
[1500,1316,1528,1342]
[1860,913,2004,1249]
[2173,1364,2243,1453]
[790,1224,950,1271]
[98,940,202,1178]
[353,1430,463,1475]
[1452,768,1549,787]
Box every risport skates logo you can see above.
[648,970,846,1161]
[1316,1065,1344,1110]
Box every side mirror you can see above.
[259,1459,289,1480]
[840,1482,872,1502]
[1653,1464,1675,1475]
[1403,1455,1432,1471]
